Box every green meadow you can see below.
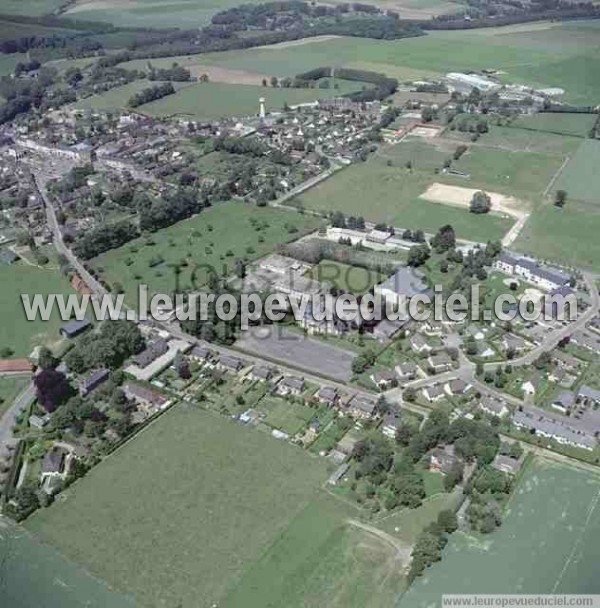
[91,203,322,304]
[0,255,74,357]
[399,458,600,605]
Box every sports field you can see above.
[26,405,330,607]
[398,458,600,605]
[91,203,322,304]
[297,156,513,242]
[0,519,135,608]
[0,256,75,357]
[554,139,600,205]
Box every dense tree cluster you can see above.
[148,62,192,82]
[65,321,145,373]
[72,220,139,259]
[408,510,458,581]
[139,187,203,233]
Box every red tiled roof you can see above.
[71,274,92,295]
[0,359,33,373]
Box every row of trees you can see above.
[128,82,175,108]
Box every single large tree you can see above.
[470,191,492,214]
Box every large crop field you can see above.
[26,405,337,607]
[399,458,600,605]
[0,519,135,608]
[61,0,455,27]
[91,203,322,304]
[0,255,75,357]
[189,22,600,105]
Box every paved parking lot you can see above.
[236,326,356,382]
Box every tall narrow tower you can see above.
[259,97,266,119]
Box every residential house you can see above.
[133,340,169,368]
[370,371,396,391]
[479,396,509,418]
[217,355,244,374]
[29,413,51,429]
[41,446,69,487]
[422,384,446,403]
[521,372,542,399]
[327,463,350,486]
[444,378,472,397]
[276,375,305,396]
[577,385,600,407]
[410,333,433,354]
[347,394,377,419]
[551,391,576,414]
[122,382,169,415]
[317,386,338,406]
[427,352,453,373]
[501,333,528,355]
[79,368,110,397]
[60,318,91,339]
[493,253,571,291]
[189,345,212,363]
[249,365,275,383]
[395,362,418,383]
[372,318,407,342]
[429,445,460,474]
[512,406,596,451]
[491,454,521,475]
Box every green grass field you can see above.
[0,519,135,608]
[296,158,513,242]
[223,493,407,608]
[473,125,582,156]
[439,145,565,201]
[0,256,75,357]
[91,203,322,304]
[399,458,600,604]
[140,80,359,120]
[307,260,387,295]
[554,139,600,205]
[0,0,64,16]
[184,22,600,105]
[0,376,29,417]
[26,405,330,608]
[514,200,600,270]
[72,80,192,113]
[512,113,597,138]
